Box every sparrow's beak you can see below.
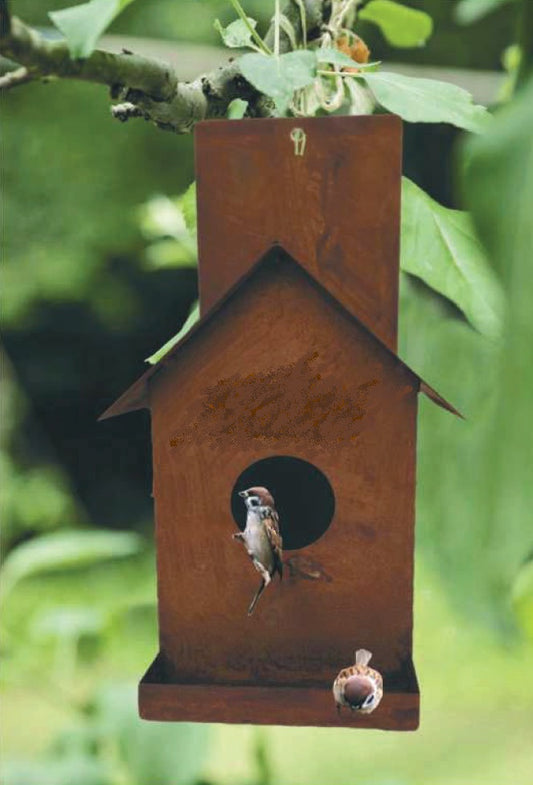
[238,490,248,498]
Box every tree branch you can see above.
[1,15,178,100]
[0,0,330,134]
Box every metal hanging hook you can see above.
[290,127,307,157]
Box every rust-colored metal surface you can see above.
[195,115,402,352]
[139,653,419,730]
[96,116,462,729]
[98,251,460,421]
[143,250,420,729]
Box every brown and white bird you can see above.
[333,649,383,714]
[233,486,283,615]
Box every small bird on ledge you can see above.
[333,649,384,714]
[234,486,283,615]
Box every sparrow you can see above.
[233,486,283,615]
[333,649,383,714]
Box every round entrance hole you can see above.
[231,456,335,550]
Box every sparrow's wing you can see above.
[263,508,283,578]
[371,667,383,692]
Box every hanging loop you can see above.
[290,127,307,157]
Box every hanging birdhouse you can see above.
[100,115,459,731]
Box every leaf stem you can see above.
[274,0,281,57]
[228,0,272,55]
[317,68,373,77]
[294,0,307,48]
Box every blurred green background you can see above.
[2,1,532,784]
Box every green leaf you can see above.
[94,684,211,785]
[31,606,105,640]
[0,530,143,596]
[1,758,110,785]
[239,51,317,115]
[146,301,199,365]
[179,181,197,236]
[359,0,433,48]
[49,0,136,59]
[278,13,298,52]
[143,239,196,270]
[463,78,533,275]
[401,177,505,338]
[227,98,249,119]
[315,47,380,70]
[138,187,197,270]
[454,0,516,25]
[362,71,492,133]
[214,17,257,49]
[421,75,533,630]
[398,273,504,627]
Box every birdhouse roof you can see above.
[100,246,461,421]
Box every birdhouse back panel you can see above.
[143,250,419,728]
[195,114,402,352]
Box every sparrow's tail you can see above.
[248,578,266,616]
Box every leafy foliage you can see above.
[239,50,317,114]
[49,0,137,58]
[315,47,379,69]
[0,530,143,597]
[31,606,106,640]
[454,0,518,25]
[1,356,87,550]
[180,181,198,236]
[138,193,197,270]
[146,300,199,364]
[206,1,494,135]
[214,16,259,49]
[3,683,210,785]
[358,0,433,48]
[227,97,249,118]
[361,72,492,132]
[143,170,505,365]
[2,757,111,785]
[460,74,533,624]
[401,177,505,339]
[3,4,533,783]
[95,685,211,785]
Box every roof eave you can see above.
[99,244,463,421]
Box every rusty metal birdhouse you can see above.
[101,115,459,731]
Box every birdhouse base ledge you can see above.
[138,652,420,731]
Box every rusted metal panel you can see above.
[98,249,459,421]
[139,653,420,730]
[96,116,462,728]
[143,252,419,728]
[196,114,402,352]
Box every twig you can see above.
[0,16,178,101]
[0,1,330,133]
[229,0,272,55]
[264,0,326,53]
[111,101,146,122]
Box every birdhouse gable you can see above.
[149,249,416,457]
[100,246,460,422]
